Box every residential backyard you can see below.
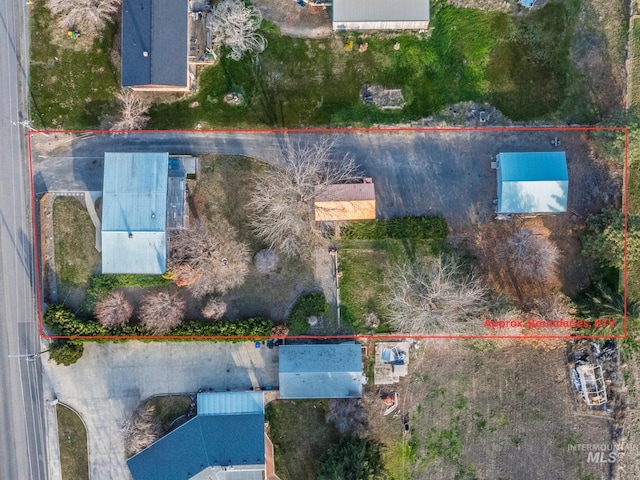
[29,0,626,129]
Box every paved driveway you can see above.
[32,129,596,233]
[45,341,279,480]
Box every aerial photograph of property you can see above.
[1,0,640,479]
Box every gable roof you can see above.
[496,152,568,214]
[314,183,376,221]
[127,415,265,480]
[333,0,430,29]
[279,344,363,399]
[121,0,188,88]
[127,393,266,480]
[101,152,169,274]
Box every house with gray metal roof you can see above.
[127,391,266,480]
[279,343,364,399]
[101,152,170,274]
[121,0,189,91]
[494,152,568,214]
[332,0,430,31]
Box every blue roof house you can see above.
[495,152,568,214]
[121,0,189,91]
[127,391,266,480]
[101,152,169,274]
[279,343,364,399]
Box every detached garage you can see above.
[494,152,568,215]
[332,0,430,31]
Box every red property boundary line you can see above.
[29,126,629,341]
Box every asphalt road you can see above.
[0,0,49,479]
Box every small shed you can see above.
[279,343,364,399]
[101,152,169,274]
[494,152,568,214]
[332,0,430,31]
[314,181,376,221]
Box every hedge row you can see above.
[341,216,448,240]
[44,304,274,338]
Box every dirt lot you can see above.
[250,0,332,38]
[365,340,618,480]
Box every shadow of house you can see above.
[127,391,267,480]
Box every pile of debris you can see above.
[361,84,406,110]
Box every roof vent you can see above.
[143,51,149,57]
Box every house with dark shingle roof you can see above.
[127,391,267,480]
[121,0,190,91]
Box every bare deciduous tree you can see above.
[111,89,149,131]
[249,140,360,258]
[384,255,490,334]
[210,0,266,60]
[123,404,161,456]
[46,0,120,32]
[202,298,227,320]
[168,220,250,298]
[497,229,559,282]
[94,290,133,328]
[138,292,186,335]
[326,399,368,435]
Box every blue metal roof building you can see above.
[121,0,189,90]
[496,152,568,214]
[101,152,169,274]
[279,343,364,399]
[127,392,266,480]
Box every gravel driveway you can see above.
[45,341,279,480]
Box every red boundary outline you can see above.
[29,126,629,341]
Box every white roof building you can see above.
[332,0,430,31]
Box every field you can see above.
[266,400,341,480]
[264,342,617,480]
[29,3,119,129]
[338,239,442,333]
[57,404,89,480]
[52,196,100,308]
[150,1,584,128]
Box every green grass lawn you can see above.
[53,197,100,291]
[338,239,442,333]
[57,404,89,480]
[30,3,119,128]
[627,127,640,302]
[630,18,640,110]
[149,0,582,129]
[266,400,341,480]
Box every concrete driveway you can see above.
[45,341,279,480]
